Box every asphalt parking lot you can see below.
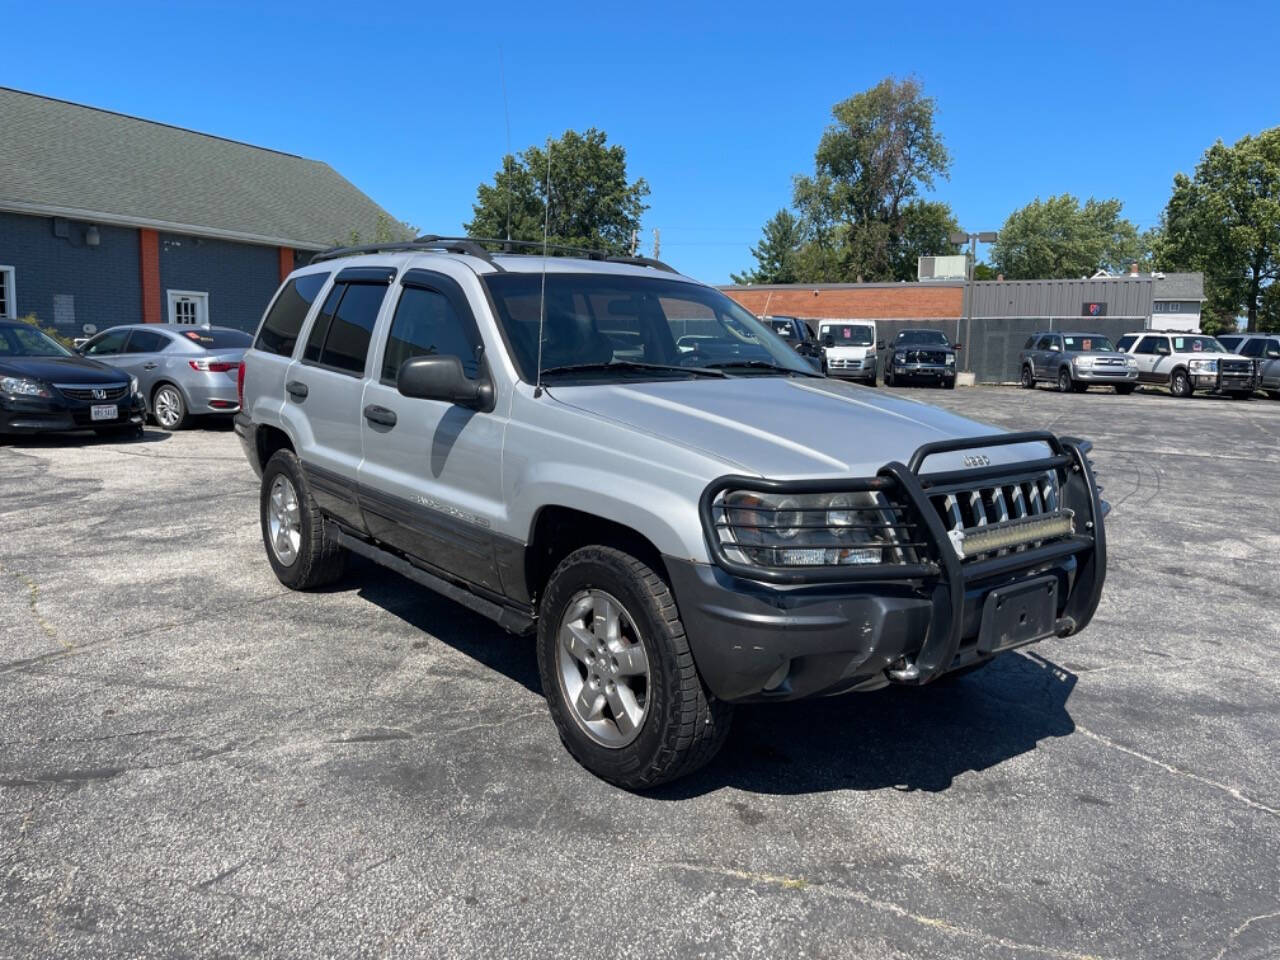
[2,385,1278,960]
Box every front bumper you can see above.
[827,358,875,380]
[673,432,1106,702]
[1196,368,1256,393]
[1072,367,1138,383]
[0,392,145,434]
[892,362,954,381]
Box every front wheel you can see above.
[944,377,956,389]
[1171,369,1193,398]
[537,546,732,789]
[1115,384,1136,395]
[884,370,894,386]
[1057,368,1073,393]
[1021,365,1036,389]
[259,450,346,589]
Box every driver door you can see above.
[1134,335,1168,382]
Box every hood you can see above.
[0,355,124,384]
[1068,350,1129,361]
[548,376,1051,479]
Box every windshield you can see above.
[482,273,815,380]
[0,324,73,358]
[895,330,949,346]
[1062,335,1116,352]
[820,324,874,346]
[1173,336,1226,353]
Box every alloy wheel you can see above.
[556,589,650,747]
[267,474,302,566]
[154,387,183,428]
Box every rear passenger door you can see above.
[357,268,507,595]
[288,265,396,532]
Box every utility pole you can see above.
[948,229,998,374]
[652,228,660,260]
[629,229,638,257]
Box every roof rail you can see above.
[309,234,679,273]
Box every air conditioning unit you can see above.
[918,255,967,281]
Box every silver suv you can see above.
[235,237,1108,788]
[1218,333,1280,400]
[1018,331,1138,394]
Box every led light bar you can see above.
[947,510,1075,560]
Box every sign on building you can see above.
[1082,301,1107,317]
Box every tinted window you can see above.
[1218,336,1243,351]
[1267,339,1280,357]
[1116,335,1137,352]
[382,287,480,383]
[1024,336,1037,349]
[1240,338,1265,357]
[1171,336,1224,353]
[1035,335,1055,351]
[318,283,386,374]
[896,330,948,346]
[125,330,171,353]
[180,328,252,350]
[84,329,130,355]
[1136,336,1164,355]
[304,286,344,364]
[256,273,329,357]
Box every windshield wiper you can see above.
[539,360,726,379]
[703,359,823,377]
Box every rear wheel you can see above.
[537,545,732,789]
[1171,369,1193,398]
[1020,365,1035,389]
[884,369,894,386]
[1057,368,1073,393]
[259,449,346,589]
[152,384,188,430]
[1115,384,1136,395]
[1267,390,1280,401]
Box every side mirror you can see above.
[1156,344,1171,356]
[397,355,493,410]
[876,340,885,351]
[953,342,963,351]
[824,335,834,347]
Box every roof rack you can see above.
[309,234,679,273]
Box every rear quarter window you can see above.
[255,273,329,357]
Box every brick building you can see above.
[0,87,406,336]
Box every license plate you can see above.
[977,576,1058,654]
[90,404,118,422]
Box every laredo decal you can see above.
[413,494,491,528]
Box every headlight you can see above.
[894,352,906,363]
[1125,356,1138,367]
[1,376,52,398]
[715,489,912,567]
[130,375,139,395]
[1188,359,1218,372]
[945,354,955,366]
[1074,355,1095,368]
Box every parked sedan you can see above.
[0,320,145,438]
[79,324,250,429]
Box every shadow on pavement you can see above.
[3,427,172,448]
[338,556,1078,798]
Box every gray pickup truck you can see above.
[235,236,1108,788]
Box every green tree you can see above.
[465,128,649,254]
[782,76,952,282]
[731,209,805,284]
[891,199,961,281]
[990,195,1146,279]
[1154,128,1280,331]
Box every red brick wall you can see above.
[138,229,161,324]
[724,285,963,320]
[278,247,294,283]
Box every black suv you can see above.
[885,329,959,388]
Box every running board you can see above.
[326,523,535,635]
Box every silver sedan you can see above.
[77,324,250,429]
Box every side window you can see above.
[256,273,329,357]
[1267,339,1280,358]
[83,329,130,356]
[1024,335,1037,350]
[382,286,481,384]
[125,330,171,353]
[304,285,345,364]
[1033,335,1053,351]
[1136,336,1163,355]
[317,283,387,375]
[1240,338,1265,357]
[1116,335,1137,352]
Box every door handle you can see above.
[363,404,397,427]
[285,380,308,401]
[143,362,158,370]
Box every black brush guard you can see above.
[698,431,1107,684]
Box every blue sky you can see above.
[5,1,1278,283]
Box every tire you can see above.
[152,383,189,430]
[536,545,732,789]
[259,449,346,589]
[944,377,956,389]
[1072,381,1089,393]
[884,370,894,386]
[1267,390,1280,401]
[1114,384,1136,395]
[1170,369,1193,398]
[866,374,878,388]
[1057,367,1073,393]
[1020,365,1036,389]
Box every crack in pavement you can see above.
[1073,724,1280,818]
[666,861,1114,960]
[1208,908,1280,960]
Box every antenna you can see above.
[533,138,552,398]
[499,46,514,242]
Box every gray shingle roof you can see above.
[0,87,409,251]
[1152,272,1204,300]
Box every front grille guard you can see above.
[698,430,1107,684]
